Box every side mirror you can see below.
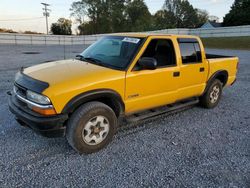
[138,57,157,70]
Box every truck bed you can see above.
[206,53,235,59]
[206,54,238,87]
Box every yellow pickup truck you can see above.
[8,34,238,153]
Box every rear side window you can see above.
[178,38,202,64]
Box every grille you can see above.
[13,84,29,108]
[14,84,27,98]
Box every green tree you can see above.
[70,0,209,34]
[223,0,250,26]
[70,1,87,25]
[71,0,127,34]
[108,0,127,32]
[176,0,198,28]
[153,10,176,30]
[125,0,153,32]
[70,0,152,34]
[96,0,127,33]
[196,9,209,27]
[159,0,207,28]
[51,18,72,35]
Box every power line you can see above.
[0,17,44,22]
[41,3,51,35]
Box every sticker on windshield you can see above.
[122,37,140,44]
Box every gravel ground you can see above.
[0,45,249,187]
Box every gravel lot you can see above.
[0,45,249,187]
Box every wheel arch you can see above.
[204,70,228,94]
[62,89,125,117]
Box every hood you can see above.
[22,59,125,113]
[23,59,123,86]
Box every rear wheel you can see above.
[200,79,223,109]
[66,101,117,154]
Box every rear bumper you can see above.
[8,95,68,138]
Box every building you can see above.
[201,21,222,28]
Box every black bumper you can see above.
[8,95,68,138]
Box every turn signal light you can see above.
[32,106,57,116]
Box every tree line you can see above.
[51,0,250,35]
[70,0,209,35]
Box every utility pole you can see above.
[41,3,51,35]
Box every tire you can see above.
[66,101,117,154]
[200,79,223,109]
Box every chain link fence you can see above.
[0,34,104,66]
[0,33,103,45]
[1,25,250,46]
[150,25,250,37]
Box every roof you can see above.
[109,33,198,39]
[201,21,222,28]
[210,22,222,27]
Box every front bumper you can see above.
[8,94,68,138]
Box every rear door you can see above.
[177,38,208,100]
[124,36,181,114]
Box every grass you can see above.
[201,36,250,50]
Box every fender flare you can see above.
[203,70,228,94]
[62,89,125,116]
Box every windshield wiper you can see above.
[75,55,119,69]
[75,54,85,60]
[84,57,103,64]
[76,55,104,65]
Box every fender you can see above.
[203,70,228,94]
[62,89,125,116]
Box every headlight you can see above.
[26,90,51,105]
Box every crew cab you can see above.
[8,34,238,153]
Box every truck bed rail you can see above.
[206,53,235,59]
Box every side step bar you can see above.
[125,98,199,123]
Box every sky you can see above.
[0,0,234,33]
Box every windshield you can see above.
[80,36,144,70]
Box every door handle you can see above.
[173,71,180,77]
[200,67,205,72]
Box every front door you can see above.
[125,37,180,114]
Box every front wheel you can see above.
[66,101,117,154]
[200,79,223,109]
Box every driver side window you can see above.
[134,39,176,70]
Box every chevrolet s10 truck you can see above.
[8,34,238,153]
